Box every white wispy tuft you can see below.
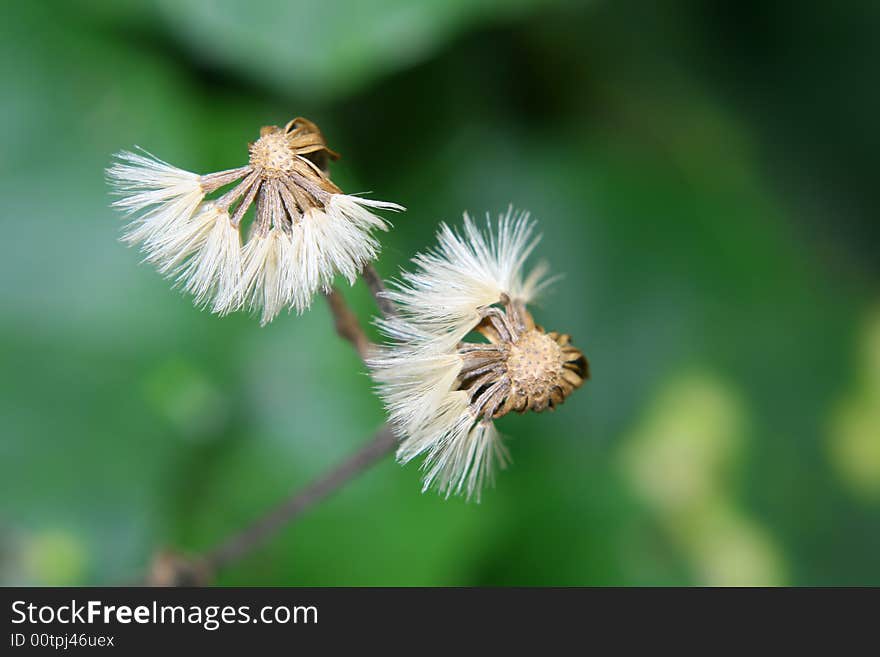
[423,420,509,499]
[324,195,399,283]
[148,201,222,276]
[368,208,547,500]
[293,197,395,309]
[107,150,204,248]
[176,205,243,315]
[239,193,404,325]
[378,207,546,351]
[241,227,293,326]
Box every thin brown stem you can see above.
[324,287,371,360]
[145,425,397,586]
[204,424,397,574]
[325,262,397,358]
[362,263,397,319]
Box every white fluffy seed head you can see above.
[108,124,404,322]
[369,208,550,501]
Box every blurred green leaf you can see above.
[158,0,550,99]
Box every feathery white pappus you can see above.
[368,209,589,500]
[107,118,404,324]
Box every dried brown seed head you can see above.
[457,299,588,421]
[506,329,565,396]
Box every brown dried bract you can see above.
[251,117,340,182]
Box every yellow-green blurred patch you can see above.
[21,529,89,586]
[621,371,786,586]
[621,372,743,513]
[828,309,880,500]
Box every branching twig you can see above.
[146,425,397,586]
[204,424,397,573]
[324,263,396,358]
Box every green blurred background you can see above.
[1,0,878,586]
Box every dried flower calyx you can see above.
[108,117,403,324]
[459,295,588,421]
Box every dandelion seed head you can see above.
[369,209,589,500]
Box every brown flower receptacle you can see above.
[250,118,341,184]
